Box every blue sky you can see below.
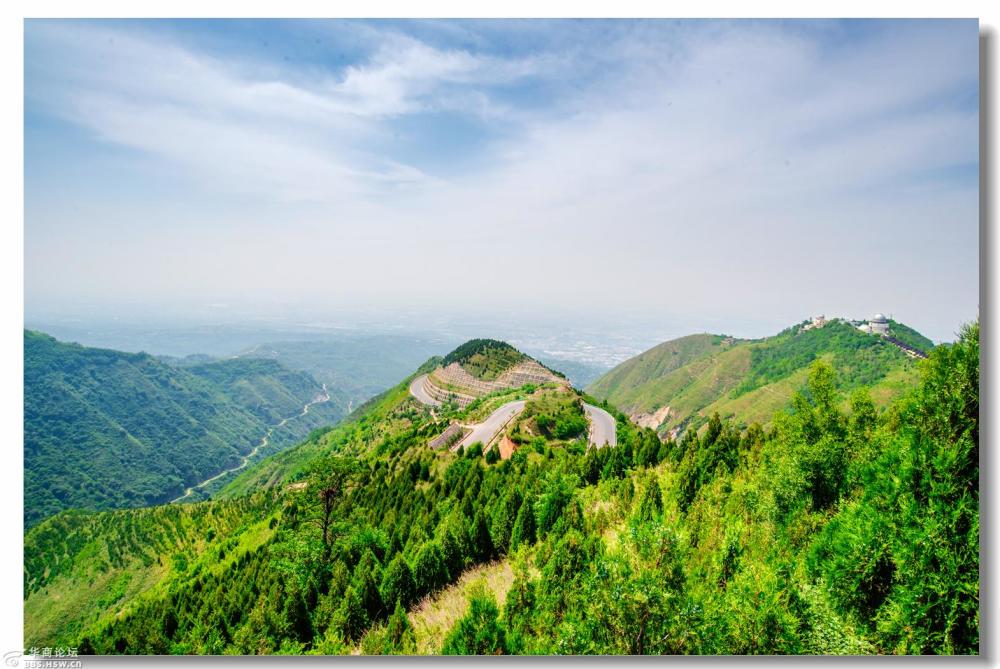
[24,19,979,342]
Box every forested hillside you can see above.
[24,323,978,655]
[24,331,342,527]
[588,320,929,436]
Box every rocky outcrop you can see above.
[631,404,672,430]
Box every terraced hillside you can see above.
[421,339,567,406]
[588,319,930,436]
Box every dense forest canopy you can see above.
[24,321,978,655]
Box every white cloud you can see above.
[26,21,552,202]
[24,20,979,342]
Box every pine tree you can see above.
[413,541,447,595]
[470,510,494,561]
[510,502,536,550]
[441,584,507,655]
[380,555,417,610]
[386,600,416,653]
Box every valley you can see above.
[171,383,332,503]
[23,331,344,527]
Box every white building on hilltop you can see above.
[857,313,890,336]
[804,315,828,331]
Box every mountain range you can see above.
[22,320,977,655]
[24,330,342,527]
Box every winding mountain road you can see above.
[409,372,616,452]
[170,383,331,503]
[583,404,617,449]
[409,374,442,407]
[456,400,526,451]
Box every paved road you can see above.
[457,400,526,451]
[583,403,617,449]
[409,374,442,407]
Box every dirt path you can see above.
[170,383,330,503]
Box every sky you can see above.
[24,19,979,343]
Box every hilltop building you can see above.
[804,315,828,330]
[857,313,890,336]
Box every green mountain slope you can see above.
[587,319,930,435]
[886,319,934,352]
[587,333,735,401]
[23,325,978,655]
[24,331,343,527]
[25,358,632,652]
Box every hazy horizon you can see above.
[25,19,980,344]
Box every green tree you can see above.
[441,584,508,655]
[534,472,577,537]
[380,555,417,611]
[470,510,494,561]
[332,586,367,642]
[510,500,536,550]
[413,541,448,595]
[307,455,360,561]
[353,550,385,622]
[385,600,416,654]
[632,473,663,523]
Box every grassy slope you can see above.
[406,560,515,654]
[588,321,926,433]
[701,364,813,430]
[587,334,728,406]
[886,320,935,352]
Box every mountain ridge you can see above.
[23,330,343,526]
[587,317,931,436]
